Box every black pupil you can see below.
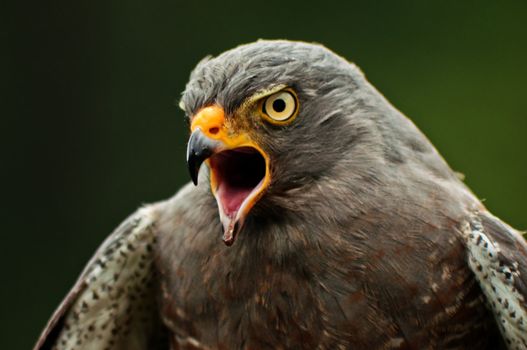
[272,98,286,113]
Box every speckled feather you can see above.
[464,212,527,349]
[35,40,526,349]
[34,207,168,350]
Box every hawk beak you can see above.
[186,105,271,246]
[186,129,221,186]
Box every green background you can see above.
[3,1,526,348]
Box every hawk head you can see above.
[181,40,454,246]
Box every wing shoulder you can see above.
[463,211,527,349]
[34,204,168,350]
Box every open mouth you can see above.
[209,147,267,220]
[186,105,272,246]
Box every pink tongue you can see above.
[217,184,253,217]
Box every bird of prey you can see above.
[34,40,527,350]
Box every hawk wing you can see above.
[464,211,527,349]
[33,205,168,350]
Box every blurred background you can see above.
[3,1,527,348]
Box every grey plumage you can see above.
[35,40,527,349]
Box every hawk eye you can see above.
[261,90,298,124]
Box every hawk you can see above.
[34,40,527,349]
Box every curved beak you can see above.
[186,128,222,186]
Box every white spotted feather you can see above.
[34,206,165,350]
[464,215,527,350]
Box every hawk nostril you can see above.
[209,127,220,135]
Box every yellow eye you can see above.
[261,90,299,124]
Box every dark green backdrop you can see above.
[4,1,526,348]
